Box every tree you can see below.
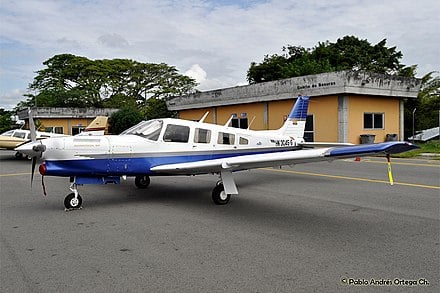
[247,36,406,83]
[19,54,197,112]
[141,97,176,120]
[108,107,144,134]
[404,72,440,138]
[0,109,14,133]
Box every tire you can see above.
[212,183,230,205]
[135,175,150,189]
[14,152,23,159]
[64,193,82,209]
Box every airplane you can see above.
[0,129,67,158]
[15,96,418,210]
[0,116,108,158]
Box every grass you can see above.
[392,140,440,158]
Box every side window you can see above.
[194,128,211,143]
[239,137,249,145]
[163,124,190,143]
[13,132,26,139]
[217,132,235,145]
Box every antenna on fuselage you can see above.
[247,116,256,130]
[224,115,234,127]
[199,111,210,123]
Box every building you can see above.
[167,71,421,144]
[17,107,119,135]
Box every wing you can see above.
[150,141,418,175]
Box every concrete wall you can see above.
[348,95,400,143]
[168,70,420,111]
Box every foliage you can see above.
[108,107,144,134]
[247,36,407,83]
[0,109,14,133]
[393,140,440,158]
[404,72,440,139]
[17,54,197,113]
[248,35,439,138]
[141,98,176,120]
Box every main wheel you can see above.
[64,193,82,209]
[14,152,23,159]
[212,183,231,205]
[135,175,150,189]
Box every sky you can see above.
[0,0,439,110]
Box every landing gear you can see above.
[135,175,150,189]
[14,152,23,159]
[64,193,83,209]
[64,183,82,210]
[212,183,231,205]
[211,171,238,205]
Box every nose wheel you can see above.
[64,183,82,210]
[64,193,83,210]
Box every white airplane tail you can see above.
[277,95,310,142]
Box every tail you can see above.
[85,116,108,133]
[277,95,310,142]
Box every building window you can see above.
[163,124,190,143]
[231,113,248,129]
[45,126,64,134]
[364,113,384,129]
[304,115,314,142]
[72,126,86,135]
[194,128,211,143]
[218,132,235,145]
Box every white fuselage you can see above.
[39,118,301,162]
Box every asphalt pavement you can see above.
[1,150,439,292]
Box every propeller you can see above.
[29,108,37,186]
[15,108,46,186]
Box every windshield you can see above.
[121,120,163,141]
[1,130,14,136]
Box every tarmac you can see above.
[1,150,439,292]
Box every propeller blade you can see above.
[31,156,37,187]
[28,108,37,142]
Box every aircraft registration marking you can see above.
[271,139,295,147]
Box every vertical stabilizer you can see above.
[85,116,109,133]
[278,96,310,142]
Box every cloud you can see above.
[0,0,439,109]
[0,89,26,110]
[98,33,129,48]
[185,64,226,90]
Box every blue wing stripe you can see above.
[328,141,418,157]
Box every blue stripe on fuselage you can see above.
[43,148,295,177]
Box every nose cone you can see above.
[15,141,46,157]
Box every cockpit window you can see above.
[1,130,14,136]
[163,124,190,143]
[120,120,163,141]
